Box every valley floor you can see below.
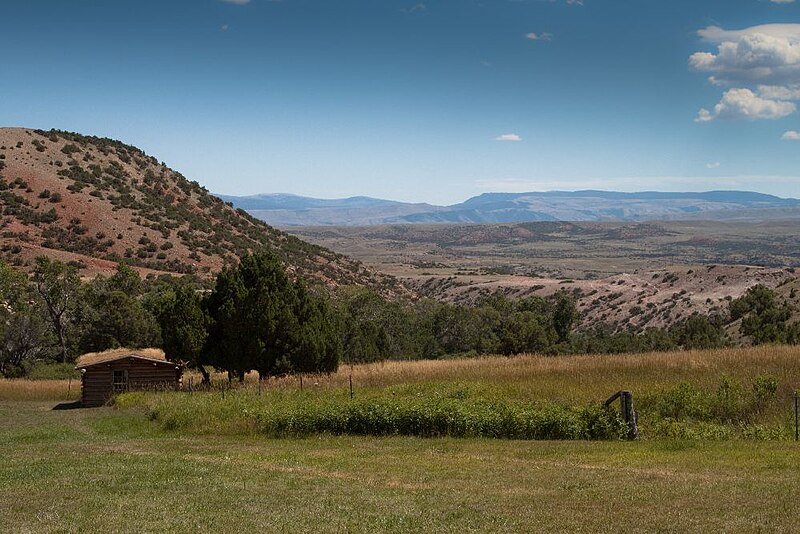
[2,400,799,532]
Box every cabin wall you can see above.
[81,359,181,407]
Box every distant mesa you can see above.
[217,190,800,227]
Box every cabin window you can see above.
[112,370,128,393]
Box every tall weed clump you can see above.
[639,373,790,439]
[119,388,628,441]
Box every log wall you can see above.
[81,358,182,407]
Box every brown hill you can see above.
[0,127,404,296]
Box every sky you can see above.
[1,0,800,204]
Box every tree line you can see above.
[1,252,798,379]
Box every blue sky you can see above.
[2,0,799,204]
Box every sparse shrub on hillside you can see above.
[42,225,111,255]
[67,183,87,193]
[38,208,58,224]
[10,178,28,189]
[60,144,81,155]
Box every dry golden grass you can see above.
[186,345,800,405]
[0,379,80,401]
[6,345,798,405]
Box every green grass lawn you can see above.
[2,400,800,532]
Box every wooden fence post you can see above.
[605,390,638,440]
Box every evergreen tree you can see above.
[149,282,210,382]
[205,251,340,380]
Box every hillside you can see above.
[0,128,402,295]
[221,190,800,227]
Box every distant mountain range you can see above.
[216,190,800,227]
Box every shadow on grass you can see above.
[52,401,83,411]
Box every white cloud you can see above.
[696,88,796,122]
[706,162,721,169]
[221,0,251,4]
[494,133,522,142]
[697,24,800,45]
[758,84,800,100]
[690,24,800,85]
[782,130,800,140]
[526,32,553,42]
[690,25,800,123]
[220,24,230,31]
[771,0,795,3]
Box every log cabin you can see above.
[75,348,182,407]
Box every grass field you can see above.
[2,347,800,532]
[2,401,800,532]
